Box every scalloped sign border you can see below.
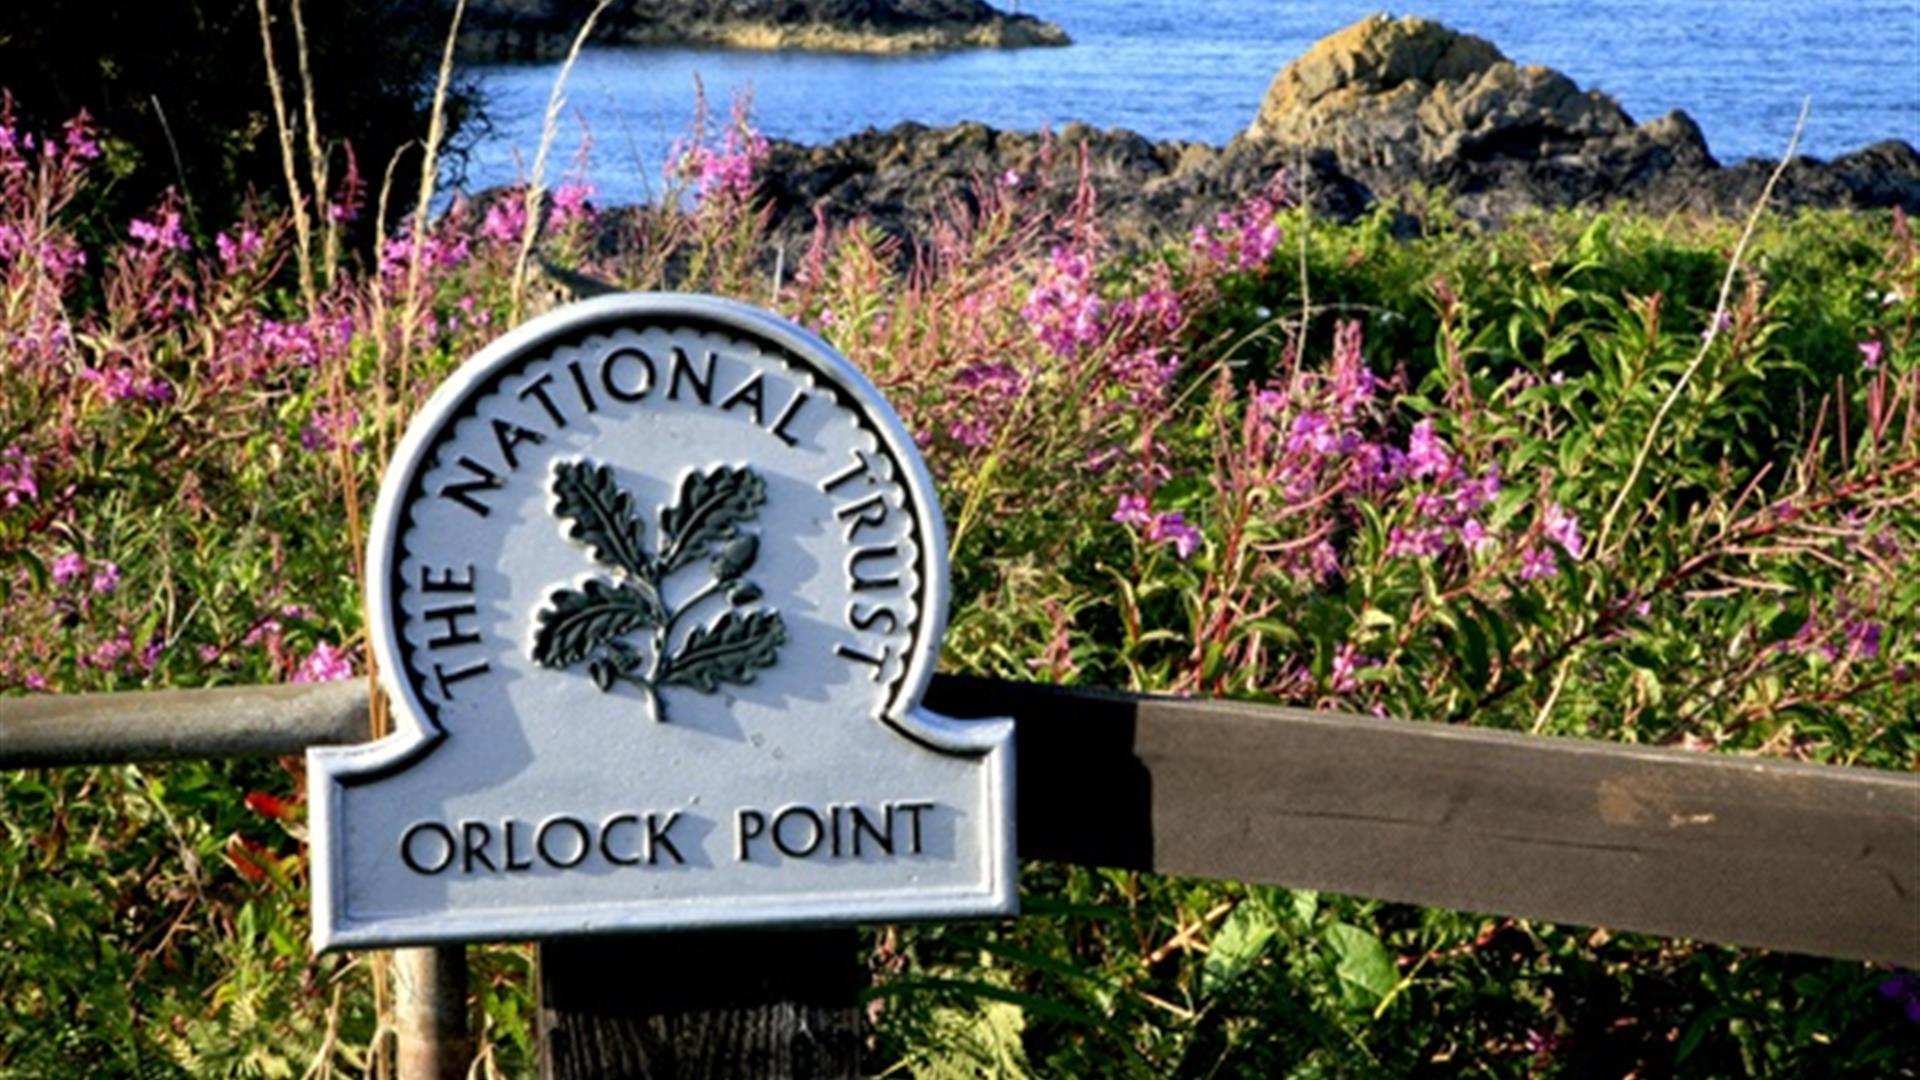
[308,294,1015,950]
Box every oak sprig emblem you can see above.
[531,459,786,721]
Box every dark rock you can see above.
[459,0,1066,60]
[757,122,1373,254]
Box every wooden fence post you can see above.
[537,929,866,1080]
[395,945,472,1080]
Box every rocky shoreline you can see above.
[460,0,1067,61]
[748,16,1918,249]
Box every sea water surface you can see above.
[465,1,1920,204]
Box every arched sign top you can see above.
[310,294,1014,951]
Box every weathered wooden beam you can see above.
[927,677,1920,967]
[0,680,368,768]
[537,930,865,1080]
[6,678,1914,964]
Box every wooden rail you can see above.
[0,679,367,766]
[929,678,1918,967]
[3,677,1914,965]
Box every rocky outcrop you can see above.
[758,122,1372,252]
[1238,14,1722,220]
[1247,16,1650,166]
[751,14,1916,249]
[459,0,1067,60]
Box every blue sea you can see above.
[463,1,1920,204]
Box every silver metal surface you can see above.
[310,294,1016,951]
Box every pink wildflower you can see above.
[1287,412,1338,456]
[669,104,769,203]
[301,407,363,454]
[292,641,355,684]
[52,552,86,586]
[1843,619,1883,660]
[1147,511,1202,559]
[552,182,596,226]
[954,362,1025,399]
[1110,277,1182,334]
[1309,539,1341,581]
[1350,441,1407,492]
[1858,339,1883,370]
[1111,494,1152,526]
[90,561,121,595]
[1109,348,1181,404]
[1387,525,1449,559]
[1190,177,1286,269]
[1412,491,1450,519]
[0,446,37,507]
[62,114,100,161]
[1330,642,1376,693]
[88,631,133,669]
[1022,246,1104,358]
[946,419,994,448]
[1518,544,1558,580]
[1405,419,1453,480]
[378,232,471,280]
[1451,466,1501,514]
[128,210,190,252]
[1543,503,1586,559]
[480,198,528,246]
[215,227,263,270]
[1328,320,1377,417]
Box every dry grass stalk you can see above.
[399,0,469,420]
[254,0,316,307]
[511,0,614,323]
[289,0,338,286]
[1594,100,1810,558]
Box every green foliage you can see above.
[903,205,1918,1077]
[1,94,1914,1074]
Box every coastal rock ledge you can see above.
[756,14,1918,247]
[462,0,1068,59]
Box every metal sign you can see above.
[309,294,1015,950]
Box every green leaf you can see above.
[1290,889,1320,926]
[532,579,662,668]
[1201,901,1277,996]
[658,609,786,692]
[1325,922,1398,1013]
[552,459,654,581]
[659,466,766,573]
